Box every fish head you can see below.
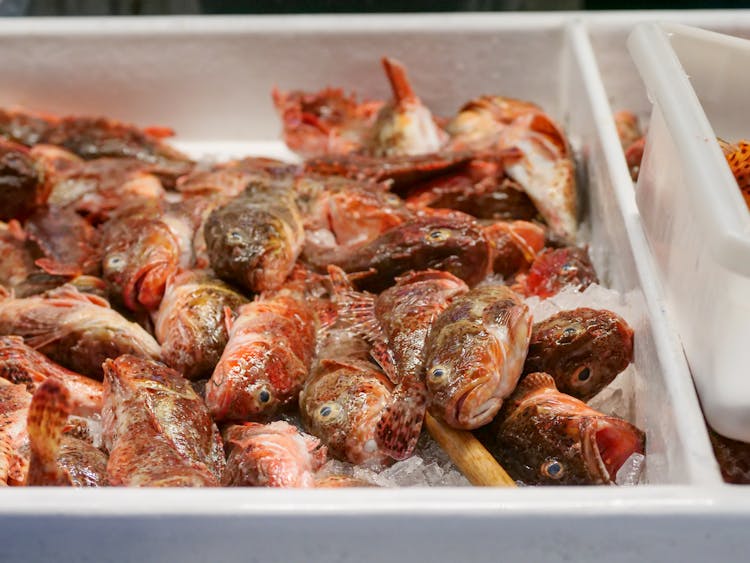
[529,308,634,401]
[521,246,598,299]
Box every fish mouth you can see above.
[128,261,173,311]
[583,418,646,483]
[452,382,503,430]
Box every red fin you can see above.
[46,285,111,308]
[6,220,26,241]
[327,266,384,344]
[370,342,398,384]
[223,306,234,335]
[34,258,82,277]
[515,372,556,397]
[381,57,416,104]
[26,378,70,486]
[375,389,427,460]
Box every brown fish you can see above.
[101,201,194,311]
[0,220,39,291]
[424,285,532,430]
[0,284,161,379]
[0,335,103,416]
[515,246,598,299]
[305,210,490,293]
[489,372,645,485]
[0,378,31,485]
[708,426,750,484]
[154,270,248,380]
[524,308,634,401]
[222,421,327,487]
[206,287,316,422]
[204,178,305,293]
[0,140,49,222]
[102,355,225,487]
[331,266,468,460]
[177,157,298,198]
[300,324,394,466]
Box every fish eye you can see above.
[425,229,451,243]
[226,231,244,245]
[572,366,592,384]
[560,262,577,273]
[316,402,342,423]
[104,254,126,272]
[556,324,584,344]
[541,459,565,480]
[428,366,449,385]
[255,388,273,404]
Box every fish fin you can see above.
[515,372,556,397]
[328,266,384,345]
[381,57,416,103]
[34,258,81,277]
[46,285,111,308]
[376,388,427,460]
[223,306,234,334]
[485,298,530,330]
[369,342,399,384]
[0,285,10,301]
[24,328,73,351]
[26,378,70,486]
[6,220,26,241]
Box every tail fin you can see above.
[26,378,70,486]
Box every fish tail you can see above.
[376,383,427,460]
[26,378,70,486]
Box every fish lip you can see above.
[127,260,172,310]
[582,418,645,484]
[452,381,502,430]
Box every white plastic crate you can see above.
[0,15,745,563]
[629,23,750,443]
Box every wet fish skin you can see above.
[102,355,224,487]
[516,246,598,299]
[488,372,645,485]
[154,270,248,381]
[206,289,316,422]
[222,421,327,487]
[524,308,634,402]
[204,179,304,293]
[0,140,49,222]
[0,378,31,486]
[424,284,532,430]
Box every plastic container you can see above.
[0,15,744,562]
[628,23,750,442]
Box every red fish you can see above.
[177,157,298,198]
[0,378,31,486]
[102,355,225,487]
[206,287,316,422]
[483,220,546,279]
[222,421,327,487]
[524,308,634,402]
[423,285,532,429]
[0,220,39,291]
[0,140,49,222]
[515,246,598,299]
[0,335,103,416]
[331,266,468,460]
[488,372,645,485]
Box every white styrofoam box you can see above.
[0,15,740,562]
[628,23,750,443]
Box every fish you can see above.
[483,220,546,279]
[0,284,162,379]
[314,474,376,488]
[102,355,225,487]
[708,426,750,485]
[101,201,195,311]
[272,87,383,158]
[367,57,447,157]
[405,157,539,222]
[222,421,327,487]
[153,270,248,380]
[299,321,394,466]
[0,139,49,222]
[23,206,101,277]
[423,284,532,430]
[487,372,645,485]
[0,108,194,184]
[204,177,305,293]
[524,308,634,402]
[720,139,750,211]
[0,378,31,485]
[514,246,598,299]
[0,335,103,416]
[331,266,468,460]
[0,220,39,291]
[177,157,298,198]
[206,286,316,422]
[447,97,578,241]
[304,210,491,293]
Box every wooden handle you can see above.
[425,412,516,487]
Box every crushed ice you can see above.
[615,453,646,486]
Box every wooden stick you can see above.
[425,412,516,487]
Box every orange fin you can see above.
[381,57,416,104]
[26,378,70,486]
[515,372,556,397]
[375,389,427,460]
[223,306,235,335]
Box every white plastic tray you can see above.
[0,15,744,563]
[628,23,750,442]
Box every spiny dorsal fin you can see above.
[514,372,556,398]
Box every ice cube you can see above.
[615,452,645,486]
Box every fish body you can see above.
[177,157,297,198]
[524,308,634,401]
[515,246,598,299]
[0,285,161,379]
[0,335,103,416]
[154,270,248,380]
[300,327,394,466]
[0,378,31,485]
[222,421,327,487]
[0,221,39,290]
[0,140,48,221]
[204,178,304,293]
[489,372,645,485]
[306,210,490,293]
[102,355,225,487]
[206,289,315,422]
[424,284,532,429]
[483,220,546,278]
[709,427,750,484]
